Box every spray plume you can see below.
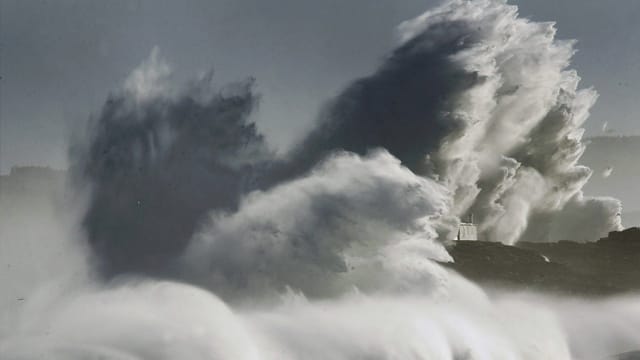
[293,0,622,244]
[73,51,271,277]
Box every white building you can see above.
[456,214,478,241]
[457,223,478,240]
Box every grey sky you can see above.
[1,0,639,173]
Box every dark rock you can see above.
[442,228,640,296]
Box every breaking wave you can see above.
[1,1,636,359]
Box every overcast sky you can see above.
[2,0,640,173]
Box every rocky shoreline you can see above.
[443,228,640,296]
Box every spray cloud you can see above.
[1,0,636,359]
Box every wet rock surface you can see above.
[443,228,640,296]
